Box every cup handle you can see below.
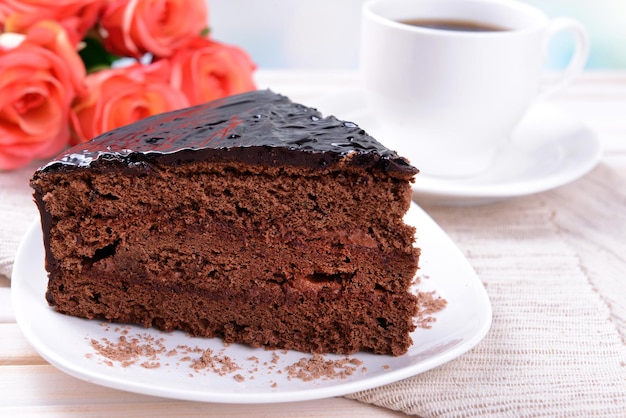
[537,17,589,101]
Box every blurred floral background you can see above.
[0,0,256,170]
[1,0,624,171]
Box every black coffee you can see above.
[399,18,509,32]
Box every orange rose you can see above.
[100,0,208,58]
[0,0,106,45]
[0,21,85,170]
[169,37,256,106]
[70,60,189,144]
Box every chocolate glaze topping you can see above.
[40,90,417,175]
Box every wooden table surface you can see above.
[2,69,625,417]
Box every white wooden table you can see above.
[2,69,625,417]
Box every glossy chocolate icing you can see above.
[40,90,417,175]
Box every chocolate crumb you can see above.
[88,333,167,368]
[191,348,241,375]
[415,291,447,329]
[141,361,161,369]
[285,354,363,382]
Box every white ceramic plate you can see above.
[312,90,603,206]
[12,203,491,404]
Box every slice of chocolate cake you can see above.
[30,90,420,356]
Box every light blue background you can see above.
[207,0,626,69]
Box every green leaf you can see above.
[79,36,119,73]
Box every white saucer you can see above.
[312,90,603,206]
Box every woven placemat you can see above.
[348,163,626,416]
[2,162,625,417]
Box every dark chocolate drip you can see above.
[40,90,417,175]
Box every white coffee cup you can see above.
[360,0,589,178]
